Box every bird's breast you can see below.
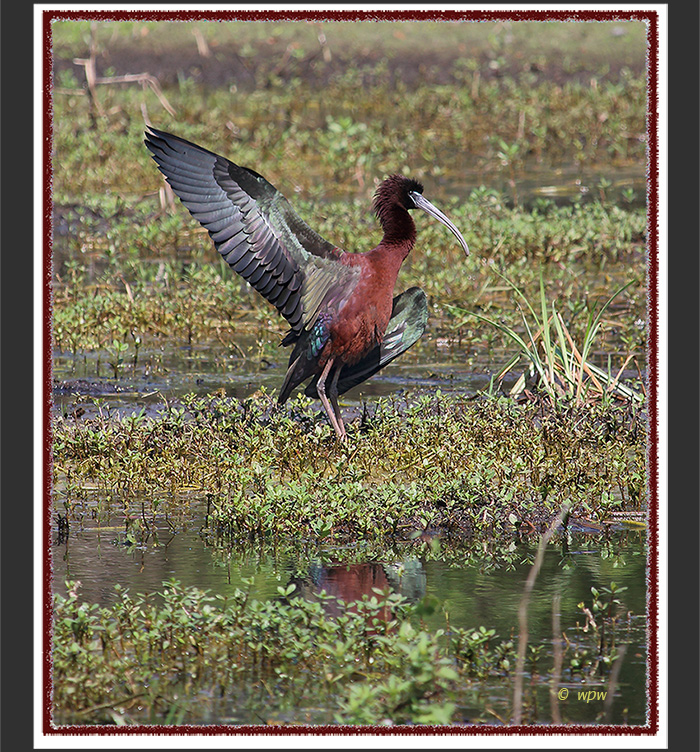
[325,289,393,366]
[318,252,400,366]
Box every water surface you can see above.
[51,494,648,725]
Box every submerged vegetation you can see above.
[50,19,650,728]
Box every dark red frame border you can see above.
[42,7,661,738]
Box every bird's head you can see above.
[374,175,469,256]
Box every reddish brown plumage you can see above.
[280,176,424,388]
[311,175,422,368]
[326,234,416,366]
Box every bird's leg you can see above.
[328,365,346,441]
[317,358,346,441]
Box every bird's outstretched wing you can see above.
[304,287,429,397]
[144,127,360,335]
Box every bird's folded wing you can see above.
[145,127,360,334]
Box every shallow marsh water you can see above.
[52,340,494,422]
[51,493,648,726]
[52,325,644,422]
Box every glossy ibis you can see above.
[144,127,470,440]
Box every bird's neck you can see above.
[346,205,416,281]
[379,206,416,253]
[364,234,415,285]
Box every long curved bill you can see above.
[410,191,470,256]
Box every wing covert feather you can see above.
[144,127,360,333]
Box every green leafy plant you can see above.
[105,339,129,379]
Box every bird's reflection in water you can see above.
[284,560,426,626]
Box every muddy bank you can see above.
[52,19,647,92]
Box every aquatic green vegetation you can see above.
[52,578,459,725]
[452,272,644,407]
[52,571,643,726]
[51,192,646,368]
[54,391,645,548]
[52,19,647,192]
[51,71,646,204]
